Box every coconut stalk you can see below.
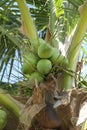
[16,0,38,42]
[0,89,23,118]
[62,0,87,90]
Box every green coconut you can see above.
[31,38,46,51]
[22,53,38,74]
[27,53,39,63]
[21,63,35,74]
[57,55,65,65]
[57,55,69,67]
[29,72,43,84]
[62,57,69,66]
[0,110,7,130]
[38,43,53,58]
[50,48,60,63]
[37,59,52,74]
[39,38,46,45]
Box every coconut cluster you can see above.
[21,38,68,84]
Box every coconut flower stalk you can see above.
[0,89,23,118]
[62,0,87,90]
[17,0,38,42]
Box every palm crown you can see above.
[0,0,86,83]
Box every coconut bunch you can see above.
[21,38,68,85]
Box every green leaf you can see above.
[54,0,64,17]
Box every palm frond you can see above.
[0,25,23,82]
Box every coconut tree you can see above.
[0,0,87,129]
